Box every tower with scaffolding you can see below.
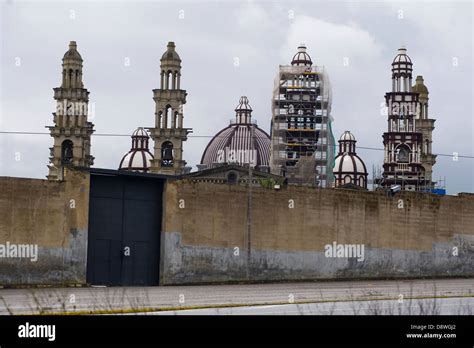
[270,44,335,187]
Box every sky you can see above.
[0,0,473,194]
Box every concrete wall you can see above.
[161,181,474,284]
[0,170,90,286]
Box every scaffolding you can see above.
[270,65,335,187]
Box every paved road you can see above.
[154,297,474,315]
[0,278,472,315]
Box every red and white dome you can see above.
[333,131,368,189]
[119,127,154,172]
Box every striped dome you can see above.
[200,96,270,169]
[392,47,413,77]
[334,154,367,175]
[340,130,356,141]
[333,131,368,189]
[291,44,312,66]
[119,127,154,172]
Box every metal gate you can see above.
[86,170,164,286]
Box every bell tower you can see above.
[379,47,433,191]
[148,42,192,175]
[47,41,94,180]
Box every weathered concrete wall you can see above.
[161,181,474,284]
[0,170,90,286]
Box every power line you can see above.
[0,130,473,159]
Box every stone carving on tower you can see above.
[378,47,436,191]
[47,41,94,180]
[148,42,192,175]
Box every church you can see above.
[46,41,436,193]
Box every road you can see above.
[154,297,474,315]
[0,278,472,315]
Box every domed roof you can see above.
[235,96,252,112]
[340,130,355,141]
[291,44,313,66]
[119,128,154,172]
[63,41,83,61]
[333,153,367,175]
[391,47,413,76]
[132,127,149,137]
[413,75,429,94]
[161,41,181,61]
[201,96,270,169]
[334,131,367,188]
[392,47,412,64]
[201,124,271,169]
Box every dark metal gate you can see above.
[86,169,165,286]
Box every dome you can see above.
[413,75,429,94]
[392,47,412,64]
[291,44,313,66]
[200,96,270,169]
[334,154,367,175]
[339,130,355,142]
[201,125,271,169]
[132,127,149,137]
[333,131,368,189]
[391,47,413,77]
[63,41,83,61]
[119,128,154,172]
[161,41,181,61]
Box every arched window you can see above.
[174,111,179,128]
[344,175,351,184]
[165,105,173,128]
[161,141,174,167]
[359,177,365,188]
[157,111,163,129]
[166,70,172,89]
[61,140,73,165]
[397,145,410,163]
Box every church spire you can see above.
[148,41,192,175]
[47,41,94,180]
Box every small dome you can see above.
[63,41,83,61]
[235,96,252,112]
[119,128,154,172]
[413,75,429,94]
[291,44,313,66]
[161,41,181,61]
[340,130,355,141]
[392,47,412,64]
[333,131,367,189]
[132,127,149,137]
[391,47,413,77]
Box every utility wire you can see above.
[0,130,473,159]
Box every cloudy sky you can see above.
[0,0,472,194]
